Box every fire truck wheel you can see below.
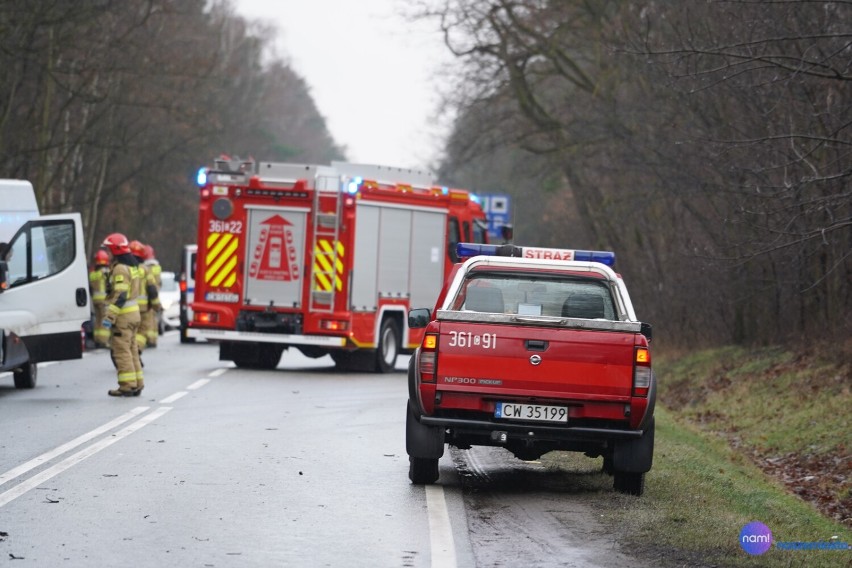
[408,457,439,485]
[375,318,400,373]
[233,344,283,370]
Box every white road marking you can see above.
[426,485,458,568]
[160,391,188,404]
[0,406,173,508]
[186,378,210,390]
[0,406,150,488]
[208,368,228,378]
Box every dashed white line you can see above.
[0,407,150,488]
[0,406,173,508]
[208,368,228,378]
[160,391,188,404]
[426,485,458,568]
[187,378,210,390]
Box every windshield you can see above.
[450,272,617,320]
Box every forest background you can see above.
[0,0,849,351]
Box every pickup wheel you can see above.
[375,318,400,373]
[13,361,37,389]
[409,457,439,485]
[613,472,645,496]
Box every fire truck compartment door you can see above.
[244,207,308,307]
[351,202,445,311]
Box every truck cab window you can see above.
[447,217,461,263]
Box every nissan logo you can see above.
[529,354,542,366]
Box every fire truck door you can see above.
[244,206,308,308]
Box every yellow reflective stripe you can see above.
[92,293,107,301]
[108,303,139,315]
[205,233,239,287]
[118,372,136,382]
[313,239,345,292]
[211,254,237,287]
[315,271,332,291]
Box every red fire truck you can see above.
[187,157,490,372]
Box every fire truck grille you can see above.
[236,310,303,334]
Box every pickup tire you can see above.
[375,318,400,373]
[409,457,439,485]
[13,360,37,389]
[406,402,445,458]
[613,472,645,496]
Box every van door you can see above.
[0,213,90,374]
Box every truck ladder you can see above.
[309,174,343,313]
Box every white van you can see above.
[0,179,40,243]
[178,244,197,343]
[0,182,90,388]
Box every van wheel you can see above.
[13,361,37,389]
[375,318,400,373]
[409,457,439,484]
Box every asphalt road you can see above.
[0,332,645,567]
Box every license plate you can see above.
[495,402,568,423]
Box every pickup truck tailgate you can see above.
[436,321,636,398]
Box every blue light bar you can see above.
[456,243,615,266]
[196,167,208,187]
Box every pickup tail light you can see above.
[633,347,651,397]
[418,332,439,383]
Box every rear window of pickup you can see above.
[449,271,617,320]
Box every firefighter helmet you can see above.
[144,244,155,260]
[129,240,146,258]
[102,233,130,256]
[94,249,110,266]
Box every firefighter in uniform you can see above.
[129,240,150,351]
[143,244,162,347]
[102,233,145,397]
[89,249,111,348]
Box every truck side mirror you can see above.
[640,322,653,342]
[408,308,431,329]
[0,260,8,293]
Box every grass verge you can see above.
[541,344,851,567]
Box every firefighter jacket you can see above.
[104,261,142,324]
[135,263,149,313]
[144,260,161,311]
[89,266,109,305]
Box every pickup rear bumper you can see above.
[419,416,644,440]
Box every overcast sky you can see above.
[234,0,456,172]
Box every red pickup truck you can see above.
[406,243,655,495]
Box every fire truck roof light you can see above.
[346,176,362,194]
[456,243,616,266]
[196,167,208,187]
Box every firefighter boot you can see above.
[133,379,144,397]
[108,382,137,397]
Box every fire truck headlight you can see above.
[196,167,208,186]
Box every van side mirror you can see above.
[0,260,8,293]
[640,322,653,342]
[408,308,431,329]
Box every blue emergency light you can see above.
[196,167,208,187]
[456,243,616,266]
[346,176,363,194]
